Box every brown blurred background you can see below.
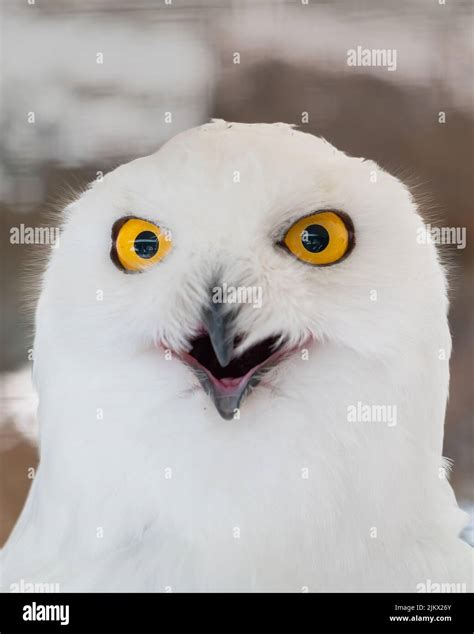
[1,0,473,546]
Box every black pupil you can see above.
[134,231,159,259]
[301,224,329,253]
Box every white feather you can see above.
[2,120,471,592]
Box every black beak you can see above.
[201,299,234,368]
[182,292,286,420]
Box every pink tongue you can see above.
[219,377,243,388]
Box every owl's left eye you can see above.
[111,217,172,272]
[281,211,353,266]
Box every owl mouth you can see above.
[180,333,285,420]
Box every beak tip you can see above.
[215,346,233,368]
[203,300,235,369]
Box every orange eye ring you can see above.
[111,217,172,273]
[281,211,353,266]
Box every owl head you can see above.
[35,120,449,422]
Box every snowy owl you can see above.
[2,120,471,592]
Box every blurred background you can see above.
[1,0,472,546]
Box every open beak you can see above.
[180,301,285,420]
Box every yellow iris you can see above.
[113,218,172,272]
[283,211,351,265]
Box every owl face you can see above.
[41,121,445,420]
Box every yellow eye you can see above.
[282,211,353,266]
[111,217,172,272]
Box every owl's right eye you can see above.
[281,210,354,266]
[111,217,172,273]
